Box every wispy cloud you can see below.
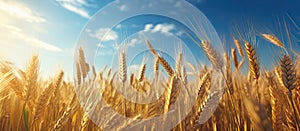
[56,0,91,19]
[195,0,206,3]
[143,23,175,36]
[97,49,114,56]
[88,28,118,42]
[175,1,182,7]
[0,1,46,23]
[0,24,62,52]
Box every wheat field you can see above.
[0,33,300,131]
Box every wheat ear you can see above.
[53,107,73,131]
[224,53,233,93]
[164,76,180,113]
[175,53,182,77]
[130,73,134,86]
[138,64,146,82]
[145,40,174,76]
[76,62,81,85]
[234,39,245,70]
[267,72,284,130]
[198,91,220,123]
[231,48,239,70]
[234,39,244,57]
[78,47,88,79]
[280,55,297,91]
[146,40,157,55]
[118,51,127,117]
[245,42,260,80]
[201,40,224,70]
[92,65,97,80]
[181,66,188,87]
[24,55,39,102]
[245,41,260,103]
[280,55,300,130]
[119,51,127,83]
[49,70,64,106]
[80,114,89,131]
[262,34,285,48]
[154,56,159,79]
[33,83,54,120]
[158,56,174,77]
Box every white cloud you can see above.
[119,5,128,11]
[0,24,62,52]
[85,28,92,33]
[143,23,175,36]
[127,38,143,47]
[89,28,118,42]
[0,1,46,23]
[115,24,122,29]
[128,64,140,75]
[176,31,184,36]
[75,0,88,5]
[97,43,105,48]
[57,0,91,19]
[144,24,153,32]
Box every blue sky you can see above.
[0,0,299,78]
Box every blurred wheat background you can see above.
[0,31,300,131]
